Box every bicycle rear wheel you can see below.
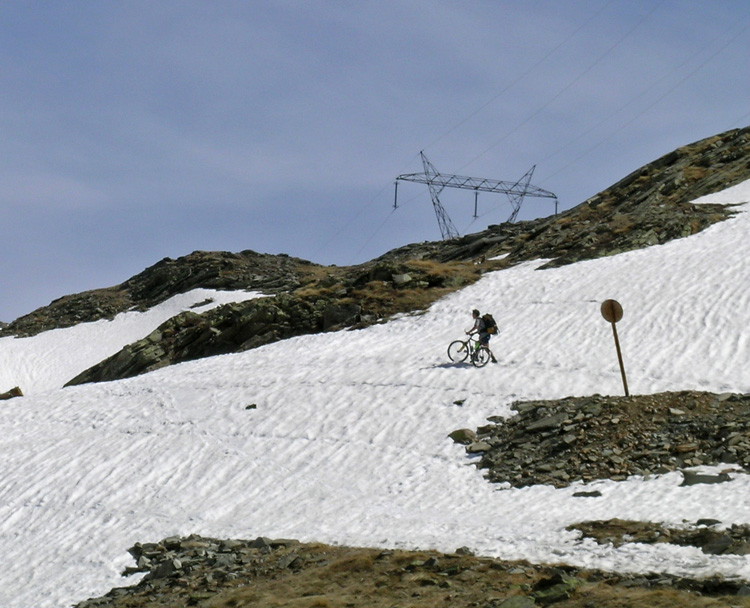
[471,347,491,368]
[447,340,469,362]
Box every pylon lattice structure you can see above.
[394,152,558,240]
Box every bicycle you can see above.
[447,335,491,367]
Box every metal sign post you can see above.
[601,299,629,397]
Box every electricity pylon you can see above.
[394,151,558,240]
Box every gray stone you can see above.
[449,429,476,445]
[526,412,568,432]
[466,441,491,454]
[680,470,731,486]
[496,596,536,607]
[701,534,733,555]
[392,273,412,285]
[250,536,273,552]
[696,518,721,527]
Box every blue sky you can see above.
[1,0,748,322]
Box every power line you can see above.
[534,15,747,172]
[351,207,398,262]
[538,19,750,187]
[420,0,617,153]
[456,0,667,173]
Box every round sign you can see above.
[601,299,623,323]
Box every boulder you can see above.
[0,386,23,400]
[680,470,732,486]
[448,429,477,445]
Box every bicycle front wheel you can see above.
[447,340,469,363]
[472,347,491,368]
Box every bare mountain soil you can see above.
[75,536,750,608]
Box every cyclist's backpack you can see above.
[482,313,498,335]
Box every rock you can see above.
[0,386,23,400]
[466,441,492,454]
[392,273,412,285]
[696,519,722,527]
[531,573,582,605]
[145,557,182,580]
[322,302,361,330]
[701,534,734,555]
[449,429,477,445]
[495,596,536,607]
[250,536,273,553]
[680,470,732,486]
[526,412,569,433]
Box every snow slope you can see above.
[2,181,750,607]
[0,289,263,394]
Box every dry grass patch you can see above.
[684,165,708,181]
[569,585,750,608]
[348,259,489,317]
[292,259,488,321]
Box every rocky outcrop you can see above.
[120,250,312,306]
[65,293,369,384]
[0,250,320,338]
[569,519,750,556]
[74,534,750,608]
[66,259,486,385]
[460,391,750,489]
[74,535,303,608]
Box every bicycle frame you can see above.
[447,335,489,367]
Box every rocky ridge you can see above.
[0,249,320,338]
[383,125,750,268]
[64,257,487,385]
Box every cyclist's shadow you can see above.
[430,361,477,369]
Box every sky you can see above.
[1,0,749,322]
[2,179,750,607]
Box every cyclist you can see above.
[466,309,497,363]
